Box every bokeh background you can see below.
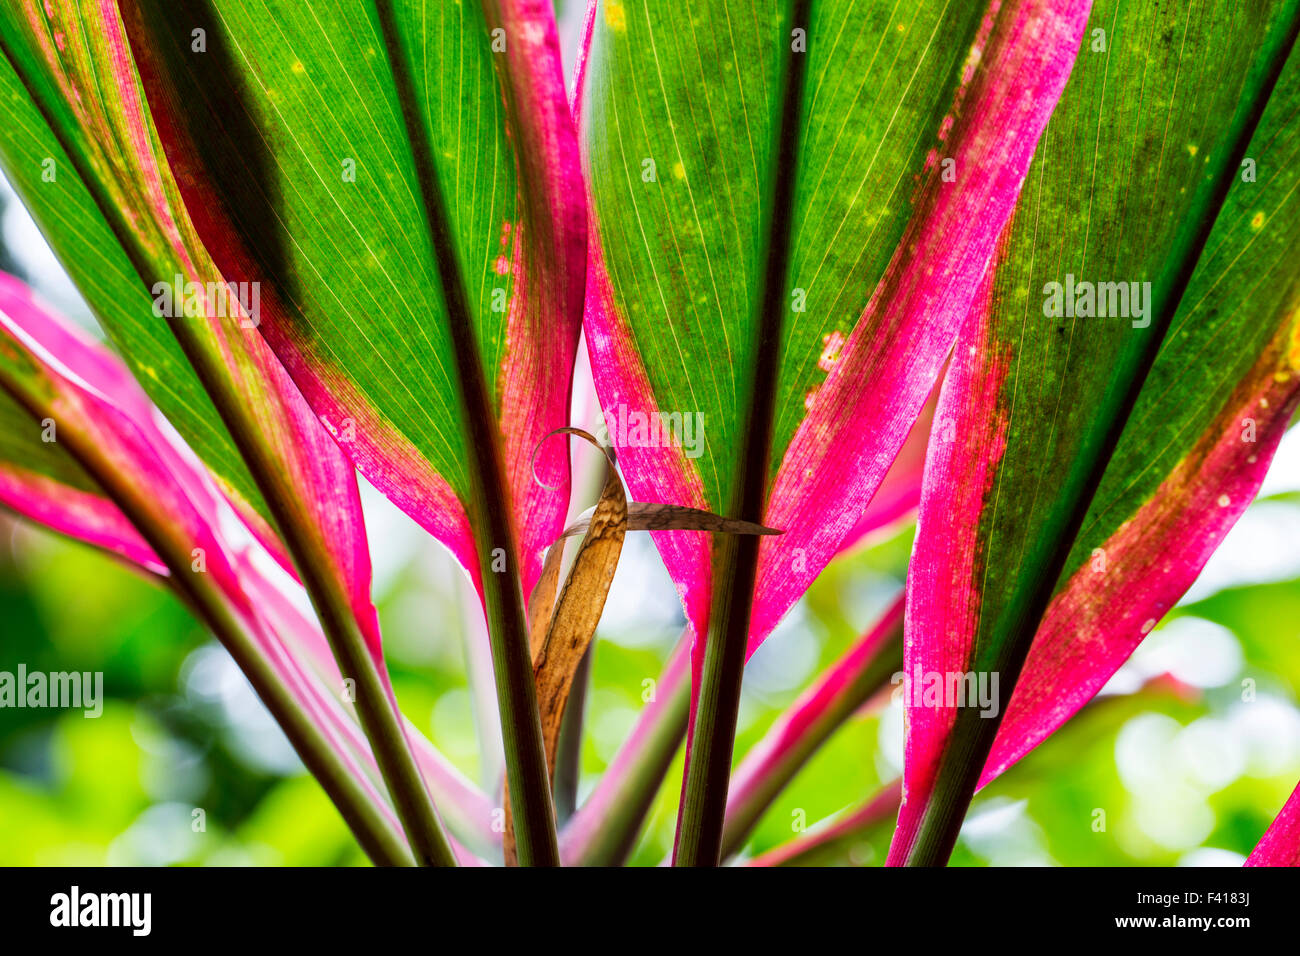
[2,1,1299,865]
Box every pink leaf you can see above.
[1246,781,1300,867]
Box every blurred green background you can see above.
[2,0,1299,864]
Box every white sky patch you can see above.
[960,797,1055,866]
[1101,616,1242,696]
[356,475,434,596]
[596,531,685,649]
[1181,502,1300,604]
[0,172,95,328]
[745,601,822,698]
[1257,425,1300,497]
[876,695,905,780]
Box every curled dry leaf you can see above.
[506,427,783,863]
[508,427,626,865]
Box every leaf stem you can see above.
[553,644,593,823]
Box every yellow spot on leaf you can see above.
[1287,313,1300,372]
[672,161,685,180]
[606,1,627,32]
[291,61,305,75]
[1251,211,1266,230]
[1186,144,1198,158]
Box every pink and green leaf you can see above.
[891,0,1300,865]
[0,280,162,574]
[0,0,281,573]
[579,0,1090,862]
[2,0,485,863]
[0,269,496,859]
[580,0,1091,656]
[117,0,585,865]
[119,0,585,601]
[0,1,401,673]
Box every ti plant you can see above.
[0,0,1298,867]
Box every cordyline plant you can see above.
[1,0,1299,867]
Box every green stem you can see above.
[673,534,758,865]
[553,644,593,823]
[673,0,812,867]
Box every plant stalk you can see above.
[553,644,593,823]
